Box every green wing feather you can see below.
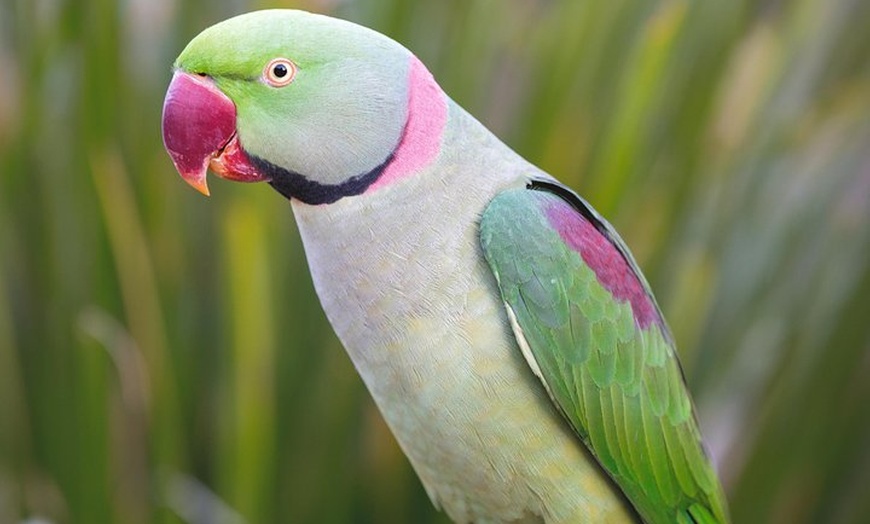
[479,183,729,524]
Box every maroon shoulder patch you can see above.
[544,200,660,329]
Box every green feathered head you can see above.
[162,9,412,202]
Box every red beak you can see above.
[161,71,267,195]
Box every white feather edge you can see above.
[503,301,557,404]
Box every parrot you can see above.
[161,9,730,524]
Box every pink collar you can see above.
[366,56,448,193]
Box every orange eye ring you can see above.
[263,58,296,87]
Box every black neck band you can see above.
[254,152,394,205]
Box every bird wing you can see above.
[479,180,729,524]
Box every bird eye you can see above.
[264,58,296,87]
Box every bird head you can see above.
[161,9,415,203]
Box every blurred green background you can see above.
[2,0,869,522]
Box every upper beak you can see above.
[161,71,266,195]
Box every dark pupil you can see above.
[273,64,288,78]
